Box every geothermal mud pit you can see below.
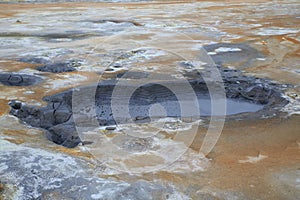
[0,1,299,200]
[9,66,288,148]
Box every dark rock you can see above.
[8,99,77,148]
[106,126,116,131]
[10,101,22,109]
[134,116,150,121]
[9,101,41,127]
[81,141,93,145]
[33,59,82,73]
[36,62,77,73]
[90,19,143,26]
[105,68,114,72]
[47,123,80,147]
[0,73,42,86]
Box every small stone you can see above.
[134,116,148,121]
[81,141,93,145]
[9,101,22,110]
[105,68,114,72]
[105,126,116,131]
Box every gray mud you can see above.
[36,62,78,73]
[0,73,43,86]
[9,66,289,148]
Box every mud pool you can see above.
[0,1,299,200]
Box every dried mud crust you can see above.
[19,57,82,73]
[203,43,264,69]
[36,62,77,73]
[9,66,289,148]
[0,140,178,200]
[0,73,42,86]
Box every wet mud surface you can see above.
[9,66,289,148]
